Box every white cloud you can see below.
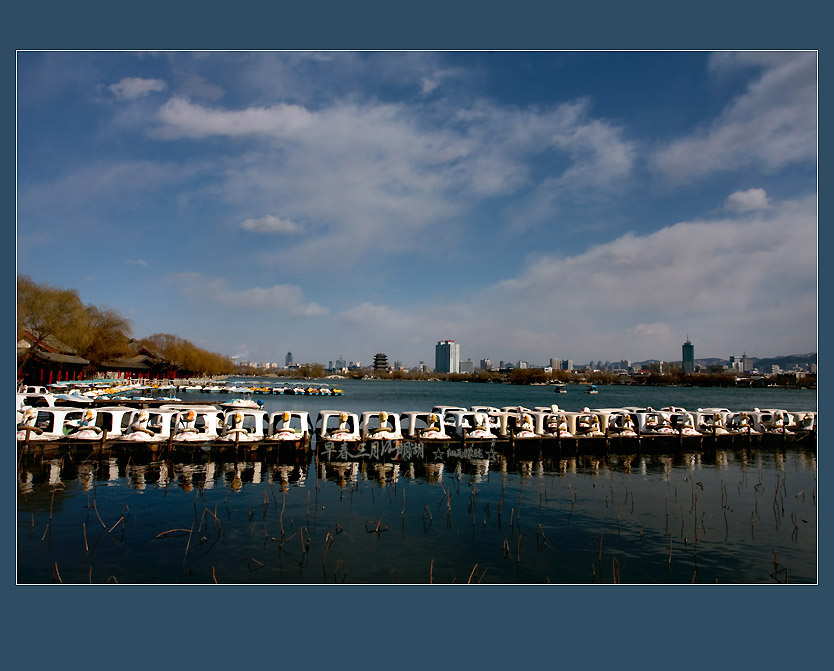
[460,194,818,361]
[149,95,636,268]
[174,273,327,317]
[652,52,816,183]
[725,188,770,212]
[125,258,147,266]
[108,77,167,101]
[239,215,303,234]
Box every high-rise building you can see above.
[561,359,573,371]
[435,340,460,373]
[480,358,492,371]
[682,337,695,374]
[285,351,293,367]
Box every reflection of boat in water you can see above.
[553,383,567,394]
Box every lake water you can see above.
[17,379,818,584]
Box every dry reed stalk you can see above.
[49,489,55,521]
[107,516,125,534]
[322,530,334,565]
[53,562,62,584]
[467,564,478,584]
[93,497,107,530]
[517,534,521,563]
[212,567,218,584]
[88,567,92,584]
[334,558,346,583]
[41,523,49,543]
[612,557,620,584]
[598,532,604,561]
[155,528,191,538]
[83,522,88,553]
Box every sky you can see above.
[16,51,818,368]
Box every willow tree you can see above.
[17,275,134,374]
[17,275,88,374]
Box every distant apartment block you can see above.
[435,340,460,374]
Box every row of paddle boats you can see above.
[16,402,816,447]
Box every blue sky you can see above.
[16,51,817,367]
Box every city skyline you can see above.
[17,52,817,365]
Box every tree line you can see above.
[17,275,235,377]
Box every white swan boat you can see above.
[360,411,403,441]
[218,409,268,443]
[316,411,361,442]
[119,409,179,443]
[167,406,223,443]
[266,411,312,443]
[401,411,451,440]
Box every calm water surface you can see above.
[17,379,817,584]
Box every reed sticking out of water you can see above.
[41,523,49,543]
[668,536,673,565]
[156,528,191,538]
[322,530,334,566]
[536,524,548,551]
[598,532,604,561]
[212,567,218,584]
[49,489,55,521]
[107,516,125,534]
[83,522,88,553]
[184,520,195,559]
[423,504,433,532]
[467,563,478,584]
[53,562,62,584]
[280,492,286,536]
[334,558,346,583]
[612,557,620,584]
[429,559,434,584]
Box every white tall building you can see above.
[435,340,460,373]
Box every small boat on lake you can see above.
[316,411,361,442]
[360,411,403,441]
[401,411,451,441]
[266,411,312,444]
[586,385,598,394]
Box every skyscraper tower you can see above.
[682,336,694,374]
[435,340,460,373]
[285,351,293,367]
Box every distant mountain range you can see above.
[635,353,817,370]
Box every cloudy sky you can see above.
[16,51,817,367]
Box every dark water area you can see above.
[17,380,817,584]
